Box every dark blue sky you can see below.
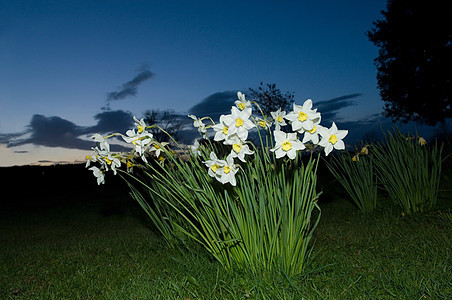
[1,0,436,166]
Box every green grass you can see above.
[1,187,451,299]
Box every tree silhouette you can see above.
[142,109,184,143]
[248,82,294,117]
[367,0,452,125]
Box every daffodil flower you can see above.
[271,130,306,159]
[88,147,109,170]
[255,116,272,130]
[123,154,135,172]
[234,91,252,111]
[270,108,287,131]
[360,145,369,154]
[318,122,348,156]
[203,152,225,180]
[133,116,148,134]
[188,114,208,138]
[149,142,169,158]
[126,160,135,172]
[212,115,230,142]
[121,126,153,162]
[85,149,99,168]
[222,106,255,141]
[219,154,239,186]
[224,136,254,163]
[302,124,325,144]
[285,100,321,132]
[89,166,105,185]
[104,154,121,175]
[131,138,153,162]
[91,134,110,152]
[122,127,153,145]
[189,139,201,157]
[418,137,427,146]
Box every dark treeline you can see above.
[1,164,129,213]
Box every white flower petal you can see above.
[334,140,345,150]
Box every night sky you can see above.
[0,0,440,166]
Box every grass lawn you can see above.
[0,164,451,299]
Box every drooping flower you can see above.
[222,106,255,141]
[234,91,252,111]
[188,114,208,138]
[270,108,287,131]
[89,166,105,185]
[284,100,321,132]
[270,130,306,159]
[91,134,110,152]
[189,139,201,157]
[123,154,135,172]
[224,135,254,163]
[87,147,110,170]
[133,116,148,134]
[219,154,239,186]
[103,153,121,175]
[122,124,153,145]
[360,145,369,155]
[318,122,348,156]
[149,142,169,158]
[132,138,153,162]
[121,123,154,162]
[85,148,99,168]
[212,114,230,142]
[418,137,427,146]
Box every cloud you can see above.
[315,93,362,123]
[2,110,134,151]
[188,91,236,122]
[5,114,92,149]
[82,110,135,134]
[0,131,30,144]
[106,68,154,102]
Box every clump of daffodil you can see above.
[85,89,350,277]
[373,129,442,214]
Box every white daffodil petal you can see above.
[324,143,333,156]
[334,140,345,150]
